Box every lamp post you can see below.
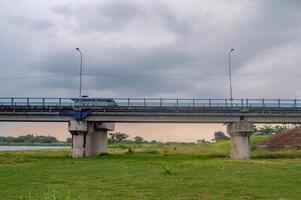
[228,48,234,101]
[76,48,83,104]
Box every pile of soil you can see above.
[257,128,301,151]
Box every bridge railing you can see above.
[246,99,301,108]
[0,98,301,108]
[0,98,74,107]
[113,98,245,107]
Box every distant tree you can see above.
[0,134,60,144]
[108,132,129,144]
[256,125,288,135]
[122,139,134,144]
[133,136,144,144]
[6,137,14,143]
[197,139,211,144]
[256,125,274,135]
[33,135,57,143]
[150,140,158,144]
[18,135,35,143]
[66,138,72,143]
[274,125,288,133]
[214,131,230,142]
[0,136,6,143]
[37,135,58,143]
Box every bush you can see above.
[126,147,134,154]
[163,167,172,175]
[214,131,230,142]
[107,132,129,144]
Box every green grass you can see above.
[1,136,301,200]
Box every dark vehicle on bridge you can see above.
[71,98,118,107]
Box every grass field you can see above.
[1,136,301,200]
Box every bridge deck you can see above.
[1,98,301,123]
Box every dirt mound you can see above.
[257,128,301,151]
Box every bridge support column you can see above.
[227,121,255,160]
[68,120,88,158]
[85,122,115,156]
[68,121,114,158]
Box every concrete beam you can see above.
[227,121,255,160]
[95,122,115,131]
[87,114,241,123]
[68,120,88,134]
[2,112,301,123]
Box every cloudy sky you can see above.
[1,0,301,141]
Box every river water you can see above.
[0,146,70,151]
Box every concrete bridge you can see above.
[1,97,301,159]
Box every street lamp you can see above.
[228,48,234,101]
[75,48,83,103]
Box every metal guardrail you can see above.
[0,98,301,108]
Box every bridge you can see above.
[1,97,301,159]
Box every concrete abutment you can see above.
[227,121,255,160]
[68,121,114,158]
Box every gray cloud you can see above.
[32,45,199,97]
[151,2,195,36]
[0,0,301,99]
[53,0,143,32]
[3,16,54,31]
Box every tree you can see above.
[133,136,144,144]
[107,132,129,144]
[257,125,274,135]
[197,139,211,144]
[256,125,288,135]
[0,136,6,143]
[36,135,58,143]
[274,125,288,133]
[214,131,230,142]
[0,135,60,144]
[66,138,72,143]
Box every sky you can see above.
[0,0,301,141]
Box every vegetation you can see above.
[0,134,69,146]
[197,139,211,144]
[66,138,72,143]
[214,131,230,141]
[107,132,154,144]
[133,136,144,144]
[107,132,130,144]
[1,135,301,199]
[255,125,288,135]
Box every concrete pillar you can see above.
[68,120,88,158]
[68,120,114,158]
[72,134,85,158]
[85,122,115,156]
[227,121,255,160]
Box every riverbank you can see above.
[1,140,301,199]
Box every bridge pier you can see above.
[68,121,114,158]
[227,121,255,160]
[85,122,114,156]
